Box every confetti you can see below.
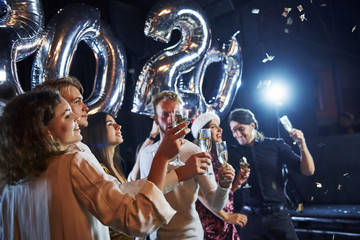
[284,28,290,33]
[282,11,288,17]
[320,4,327,7]
[287,17,293,25]
[297,5,303,12]
[343,173,349,177]
[300,14,307,21]
[251,9,260,14]
[352,25,357,33]
[337,184,342,190]
[262,53,275,63]
[284,8,292,13]
[311,196,314,201]
[315,182,322,188]
[296,203,303,212]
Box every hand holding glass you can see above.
[239,157,251,188]
[216,141,232,182]
[280,115,298,145]
[199,128,213,175]
[168,108,189,166]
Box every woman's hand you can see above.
[224,213,248,227]
[218,163,235,188]
[231,167,250,192]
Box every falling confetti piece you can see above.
[251,9,260,14]
[300,14,307,21]
[315,182,322,188]
[352,25,357,33]
[284,8,292,13]
[343,173,349,177]
[337,184,342,190]
[284,28,290,33]
[311,196,314,201]
[262,53,275,63]
[287,17,293,25]
[296,203,304,212]
[324,189,328,194]
[282,11,288,17]
[297,5,303,12]
[320,4,327,7]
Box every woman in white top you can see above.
[0,89,189,240]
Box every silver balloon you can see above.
[193,31,243,119]
[0,0,44,101]
[132,0,211,116]
[31,3,126,117]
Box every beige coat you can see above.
[0,146,176,240]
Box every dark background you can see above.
[16,0,360,204]
[13,0,360,238]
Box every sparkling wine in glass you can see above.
[239,157,251,188]
[169,108,189,166]
[199,128,213,175]
[216,141,231,182]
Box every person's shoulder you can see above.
[183,140,201,151]
[142,141,160,152]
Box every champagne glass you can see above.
[168,108,189,166]
[280,115,297,145]
[239,157,251,188]
[216,141,231,182]
[199,128,213,175]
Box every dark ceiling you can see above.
[17,0,360,138]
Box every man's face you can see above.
[154,99,181,135]
[61,86,89,127]
[229,120,255,146]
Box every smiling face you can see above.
[106,114,123,145]
[61,86,89,127]
[208,119,223,143]
[46,97,82,148]
[229,120,256,146]
[154,99,181,136]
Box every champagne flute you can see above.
[169,108,189,166]
[280,115,298,145]
[216,141,231,182]
[199,128,213,175]
[239,157,251,188]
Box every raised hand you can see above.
[175,152,211,181]
[231,167,250,192]
[218,163,235,188]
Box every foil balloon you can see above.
[132,0,211,116]
[31,3,126,117]
[0,0,44,102]
[193,31,243,119]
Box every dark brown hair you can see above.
[81,112,125,181]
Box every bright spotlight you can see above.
[265,83,288,106]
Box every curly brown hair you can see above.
[0,90,65,185]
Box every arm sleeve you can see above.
[139,146,180,194]
[277,139,301,173]
[197,163,230,212]
[70,152,176,237]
